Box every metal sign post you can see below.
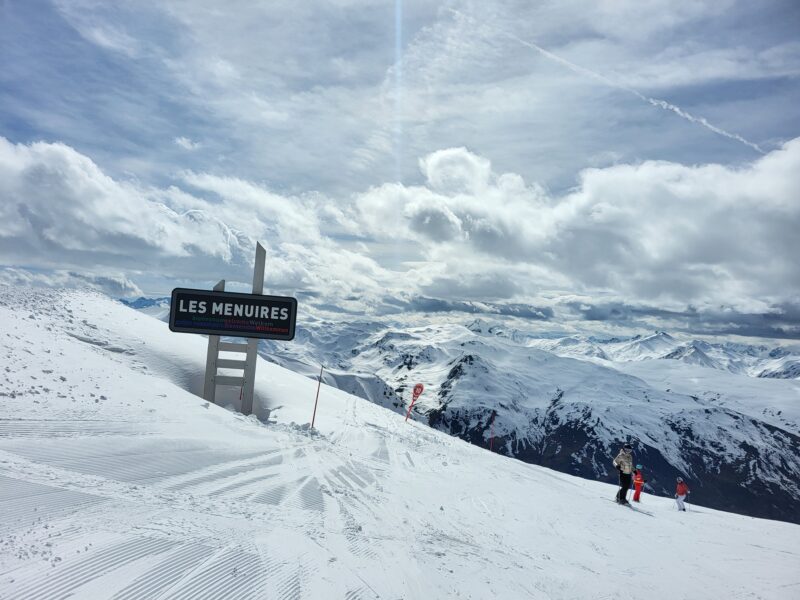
[241,243,266,415]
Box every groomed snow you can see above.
[0,287,798,599]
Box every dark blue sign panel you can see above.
[169,288,297,341]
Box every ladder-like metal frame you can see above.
[202,243,266,415]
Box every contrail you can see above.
[449,9,765,154]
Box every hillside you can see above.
[249,316,800,524]
[0,286,798,599]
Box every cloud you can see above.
[174,136,200,150]
[0,137,251,270]
[0,136,393,304]
[421,271,521,300]
[354,141,800,312]
[53,0,144,58]
[562,299,800,339]
[1,134,798,337]
[400,296,553,320]
[404,198,464,242]
[419,147,492,195]
[7,0,798,201]
[0,267,142,297]
[457,9,765,154]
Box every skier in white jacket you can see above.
[612,444,634,505]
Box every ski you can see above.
[608,499,654,516]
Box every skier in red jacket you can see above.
[675,477,690,511]
[632,465,646,502]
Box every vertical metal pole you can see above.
[241,243,266,415]
[311,364,324,429]
[203,280,225,403]
[489,410,497,452]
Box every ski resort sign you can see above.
[169,288,297,341]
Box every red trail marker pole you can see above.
[405,383,424,422]
[311,364,324,429]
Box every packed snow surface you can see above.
[0,287,798,599]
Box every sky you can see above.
[1,0,799,338]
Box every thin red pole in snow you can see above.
[489,410,497,452]
[404,397,418,422]
[311,364,323,429]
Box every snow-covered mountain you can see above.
[605,330,680,361]
[119,296,171,320]
[1,286,799,599]
[757,354,800,379]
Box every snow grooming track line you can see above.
[249,543,305,600]
[165,450,282,491]
[4,536,178,600]
[271,560,305,600]
[265,477,312,512]
[326,469,355,492]
[159,546,265,600]
[2,442,271,487]
[338,504,378,560]
[111,543,216,600]
[335,465,368,489]
[0,439,214,464]
[207,472,280,498]
[252,482,290,505]
[346,462,375,486]
[298,477,326,512]
[0,419,149,438]
[369,437,390,465]
[0,474,108,534]
[0,474,102,506]
[68,449,271,484]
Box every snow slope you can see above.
[251,317,800,523]
[1,287,799,599]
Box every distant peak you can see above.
[119,296,170,309]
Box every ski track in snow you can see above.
[0,287,798,599]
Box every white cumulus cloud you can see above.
[1,136,798,320]
[354,141,800,311]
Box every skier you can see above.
[612,443,634,505]
[675,477,690,511]
[632,464,646,502]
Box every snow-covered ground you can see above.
[1,287,799,599]
[244,314,800,523]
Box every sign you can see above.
[169,287,297,341]
[406,383,425,422]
